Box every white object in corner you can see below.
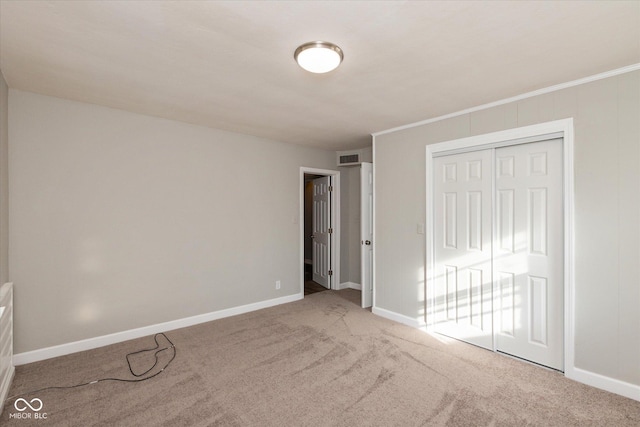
[13,293,302,366]
[0,283,14,413]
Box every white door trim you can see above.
[425,118,575,376]
[300,167,341,295]
[360,162,373,308]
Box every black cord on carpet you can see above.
[6,332,176,402]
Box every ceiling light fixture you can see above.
[294,41,343,74]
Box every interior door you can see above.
[433,150,494,349]
[360,162,373,308]
[494,139,564,370]
[312,176,331,288]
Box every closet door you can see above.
[494,139,564,370]
[433,150,493,350]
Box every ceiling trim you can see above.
[372,63,640,137]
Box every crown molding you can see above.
[372,63,640,137]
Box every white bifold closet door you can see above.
[433,139,563,371]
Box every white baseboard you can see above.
[337,281,361,291]
[13,293,303,366]
[567,366,640,402]
[372,306,426,329]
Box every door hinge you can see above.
[329,185,333,192]
[328,228,333,234]
[328,270,333,276]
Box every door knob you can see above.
[365,240,371,245]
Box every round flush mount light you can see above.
[294,41,343,74]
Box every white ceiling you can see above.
[1,1,639,151]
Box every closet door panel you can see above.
[433,150,493,349]
[494,139,564,370]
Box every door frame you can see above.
[300,167,341,295]
[425,118,575,377]
[360,162,374,308]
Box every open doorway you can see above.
[299,168,340,297]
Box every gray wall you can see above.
[339,166,361,285]
[9,90,335,354]
[0,73,8,284]
[374,71,639,386]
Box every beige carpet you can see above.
[3,290,639,426]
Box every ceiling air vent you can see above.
[340,154,360,164]
[337,150,363,167]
